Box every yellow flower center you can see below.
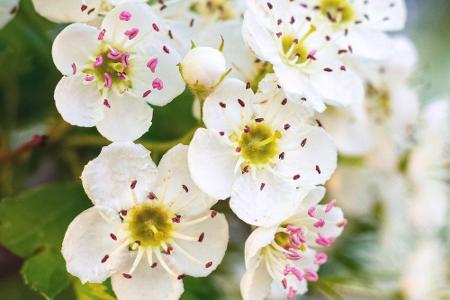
[83,42,133,92]
[319,0,355,25]
[126,203,173,248]
[192,0,236,20]
[280,25,316,66]
[236,122,281,166]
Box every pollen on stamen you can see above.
[172,214,181,223]
[254,180,264,191]
[143,90,152,98]
[130,180,138,189]
[101,254,109,263]
[198,232,205,242]
[124,28,139,40]
[98,29,106,40]
[315,165,321,174]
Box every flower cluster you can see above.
[6,0,446,299]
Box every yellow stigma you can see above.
[319,0,355,24]
[126,203,173,248]
[238,123,281,166]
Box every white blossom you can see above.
[305,0,407,60]
[62,143,228,300]
[188,75,337,226]
[52,2,185,141]
[240,187,346,300]
[242,0,364,112]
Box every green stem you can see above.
[65,127,198,153]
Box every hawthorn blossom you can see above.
[407,100,449,234]
[242,0,364,112]
[31,0,145,24]
[306,0,407,60]
[321,36,419,156]
[240,187,346,300]
[52,3,185,141]
[188,75,337,226]
[63,143,228,300]
[400,239,448,300]
[0,0,18,29]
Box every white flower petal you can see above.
[242,11,279,63]
[254,74,313,130]
[296,186,326,210]
[154,144,217,216]
[52,23,100,76]
[244,226,277,267]
[170,213,229,277]
[310,68,364,107]
[240,257,272,300]
[188,128,239,200]
[62,207,127,283]
[230,170,300,227]
[81,142,158,211]
[359,0,407,31]
[341,28,394,60]
[197,20,258,82]
[54,75,104,127]
[32,0,100,23]
[273,63,326,113]
[111,260,184,300]
[276,125,337,186]
[203,78,255,135]
[131,44,185,106]
[96,93,153,142]
[101,2,161,48]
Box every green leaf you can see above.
[0,182,91,299]
[73,280,116,300]
[0,182,90,257]
[21,250,71,299]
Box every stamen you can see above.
[171,241,204,265]
[155,250,179,278]
[172,231,198,241]
[128,248,145,274]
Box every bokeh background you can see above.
[0,0,448,299]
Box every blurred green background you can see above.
[0,0,449,299]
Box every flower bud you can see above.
[181,47,227,90]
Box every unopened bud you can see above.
[181,47,227,90]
